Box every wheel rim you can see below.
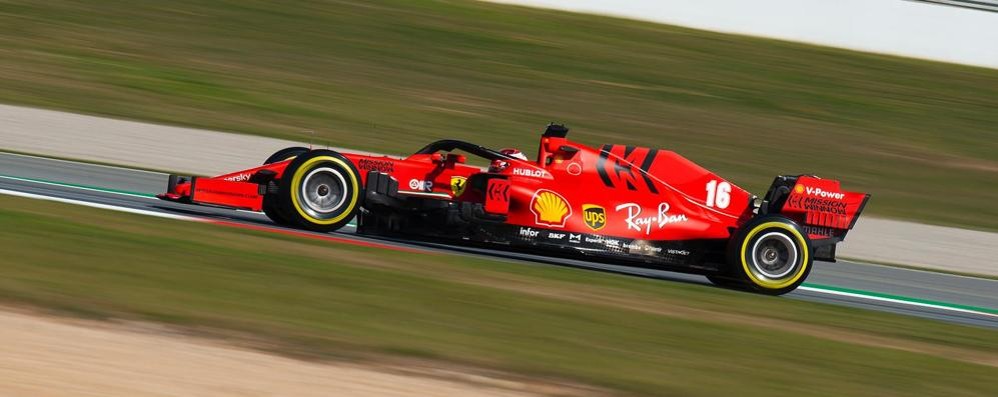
[298,166,348,218]
[749,232,798,280]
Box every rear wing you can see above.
[761,175,870,261]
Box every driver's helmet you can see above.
[489,148,527,172]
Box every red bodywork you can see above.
[159,134,867,246]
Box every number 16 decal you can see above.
[705,180,731,209]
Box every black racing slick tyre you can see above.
[705,274,747,290]
[262,147,310,226]
[724,215,813,295]
[277,149,361,232]
[264,147,310,165]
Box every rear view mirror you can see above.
[446,154,467,164]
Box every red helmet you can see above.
[490,148,527,172]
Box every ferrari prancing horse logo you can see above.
[450,176,468,197]
[582,205,606,231]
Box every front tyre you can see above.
[727,215,812,295]
[264,146,310,165]
[262,147,310,226]
[277,150,361,232]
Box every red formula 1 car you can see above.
[159,124,869,294]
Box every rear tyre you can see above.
[277,149,361,232]
[725,215,812,295]
[262,147,310,226]
[705,274,746,290]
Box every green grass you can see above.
[0,195,995,396]
[0,1,997,231]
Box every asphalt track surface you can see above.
[1,152,996,328]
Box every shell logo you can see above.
[530,189,572,227]
[794,184,804,194]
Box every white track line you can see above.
[1,174,268,213]
[0,175,155,199]
[837,256,997,281]
[0,151,166,175]
[797,286,998,319]
[0,188,201,221]
[2,175,357,226]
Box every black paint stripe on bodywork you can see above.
[623,145,636,159]
[639,148,659,194]
[597,144,613,187]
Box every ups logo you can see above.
[583,205,606,231]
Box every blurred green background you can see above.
[1,0,996,229]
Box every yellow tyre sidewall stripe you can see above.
[740,221,810,290]
[289,156,359,225]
